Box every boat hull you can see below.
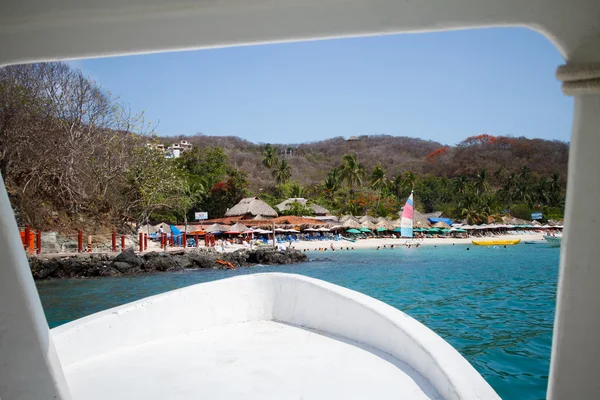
[51,273,499,400]
[543,235,562,247]
[471,239,521,246]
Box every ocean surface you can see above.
[36,243,559,399]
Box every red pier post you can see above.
[144,234,148,250]
[36,230,42,255]
[77,230,83,253]
[195,233,199,248]
[121,235,126,252]
[25,224,31,253]
[139,232,143,252]
[183,233,187,248]
[112,231,117,252]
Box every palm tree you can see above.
[370,164,386,216]
[549,173,563,206]
[339,154,366,191]
[534,178,550,206]
[519,166,532,184]
[458,191,486,224]
[179,181,205,233]
[403,170,416,191]
[262,144,279,169]
[323,168,341,193]
[474,168,490,194]
[272,159,292,185]
[391,173,405,201]
[453,175,470,196]
[289,183,304,198]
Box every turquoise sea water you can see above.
[36,243,559,399]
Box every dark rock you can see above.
[111,261,135,273]
[114,248,142,268]
[29,246,307,280]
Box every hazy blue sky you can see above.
[70,28,572,145]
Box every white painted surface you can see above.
[0,175,71,400]
[53,273,499,399]
[64,320,441,399]
[1,0,600,66]
[548,93,600,399]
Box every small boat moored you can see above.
[543,235,562,247]
[471,239,521,246]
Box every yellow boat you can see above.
[471,239,521,246]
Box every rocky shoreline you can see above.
[29,248,308,280]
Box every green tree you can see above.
[323,168,342,193]
[262,144,280,169]
[272,159,292,185]
[125,147,186,226]
[340,154,366,191]
[474,168,490,194]
[370,164,386,216]
[178,181,205,233]
[403,170,416,191]
[548,173,563,206]
[453,175,470,196]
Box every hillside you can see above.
[1,61,569,232]
[163,133,569,191]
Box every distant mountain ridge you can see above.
[160,134,569,190]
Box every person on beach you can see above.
[330,243,335,252]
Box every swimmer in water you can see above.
[391,244,394,249]
[377,246,381,250]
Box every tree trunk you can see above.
[375,184,381,216]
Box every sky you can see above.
[69,28,573,145]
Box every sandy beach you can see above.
[290,233,546,251]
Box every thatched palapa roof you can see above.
[224,197,278,218]
[205,223,230,233]
[376,219,395,230]
[227,222,249,232]
[359,215,378,223]
[361,220,378,230]
[397,209,430,228]
[342,219,361,229]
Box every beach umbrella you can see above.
[317,227,331,232]
[329,225,344,230]
[428,227,441,232]
[287,229,300,233]
[359,227,372,233]
[456,229,467,233]
[304,228,318,232]
[393,227,402,232]
[376,227,386,232]
[274,228,286,232]
[346,228,361,234]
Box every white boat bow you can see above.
[52,273,499,400]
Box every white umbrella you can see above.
[317,227,331,232]
[304,228,318,232]
[274,228,286,232]
[287,229,300,233]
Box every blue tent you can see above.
[169,225,183,246]
[428,217,453,226]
